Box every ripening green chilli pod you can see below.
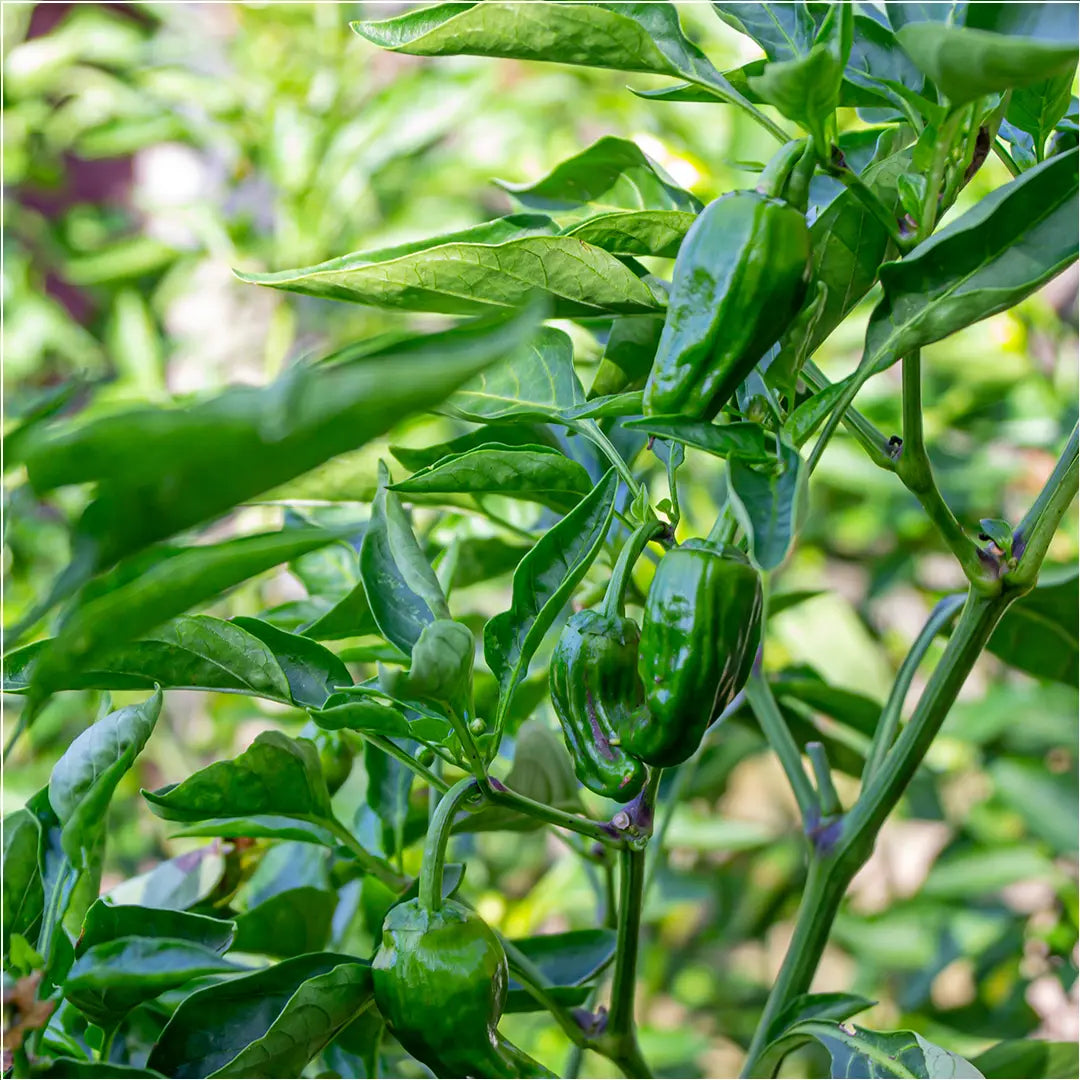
[3,3,1078,1080]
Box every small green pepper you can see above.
[549,609,649,802]
[630,541,763,766]
[372,899,553,1079]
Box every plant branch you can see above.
[800,360,896,471]
[419,776,481,910]
[354,732,450,794]
[329,820,408,891]
[487,784,623,848]
[1010,423,1079,589]
[569,418,641,498]
[894,351,995,589]
[745,673,817,823]
[861,592,965,784]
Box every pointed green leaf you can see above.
[624,417,772,461]
[563,209,696,258]
[728,439,808,572]
[231,887,335,958]
[76,901,236,958]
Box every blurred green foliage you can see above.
[3,3,1077,1077]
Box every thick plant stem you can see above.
[570,418,641,497]
[604,846,653,1079]
[603,517,663,619]
[419,777,480,910]
[741,589,1014,1077]
[895,352,994,589]
[488,784,622,848]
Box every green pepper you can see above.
[643,143,811,419]
[629,541,763,766]
[372,898,553,1079]
[549,609,649,802]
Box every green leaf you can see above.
[29,1061,163,1078]
[230,618,351,708]
[506,928,616,1013]
[449,327,585,422]
[766,991,876,1042]
[589,315,664,398]
[1007,74,1075,161]
[237,216,660,316]
[361,462,450,655]
[64,936,244,1027]
[749,45,843,138]
[143,731,334,832]
[146,953,369,1078]
[783,377,857,447]
[563,210,697,258]
[22,306,540,586]
[972,1040,1079,1080]
[232,887,336,958]
[922,844,1061,899]
[986,565,1078,684]
[988,758,1078,854]
[104,846,226,911]
[392,443,593,513]
[623,417,772,460]
[776,1021,984,1078]
[896,22,1077,104]
[886,3,960,29]
[496,135,701,217]
[391,424,558,471]
[4,616,292,701]
[728,439,808,572]
[301,581,378,642]
[76,901,236,958]
[484,471,618,733]
[3,808,44,959]
[352,3,754,112]
[28,527,354,699]
[865,149,1079,373]
[49,690,162,870]
[712,3,819,61]
[312,689,454,747]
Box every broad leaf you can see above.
[237,219,660,316]
[766,991,876,1043]
[146,953,368,1078]
[391,424,558,471]
[21,306,540,592]
[364,741,414,858]
[496,135,700,216]
[4,616,290,700]
[1007,75,1075,163]
[986,565,1078,684]
[392,443,593,513]
[3,809,44,958]
[712,2,819,61]
[896,22,1077,104]
[563,210,696,258]
[77,901,236,957]
[232,887,335,958]
[64,936,243,1027]
[312,689,454,747]
[230,617,351,708]
[728,440,808,572]
[624,417,772,461]
[360,462,450,654]
[865,148,1079,373]
[972,1040,1079,1080]
[104,846,226,912]
[49,690,162,870]
[484,471,618,733]
[506,928,616,1012]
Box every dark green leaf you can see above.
[766,991,876,1042]
[1007,74,1075,161]
[143,731,334,830]
[360,462,449,654]
[964,3,1077,40]
[31,1061,163,1078]
[783,377,857,447]
[64,936,243,1027]
[865,149,1079,373]
[147,953,368,1079]
[77,901,236,958]
[896,22,1077,105]
[496,135,700,216]
[3,616,292,701]
[749,45,843,138]
[484,471,618,732]
[728,439,808,572]
[364,740,413,857]
[229,617,350,707]
[624,417,772,460]
[232,887,336,958]
[50,690,162,870]
[987,565,1078,684]
[505,928,616,1012]
[972,1040,1079,1080]
[711,3,819,61]
[392,443,594,512]
[391,424,558,472]
[3,809,44,959]
[563,210,696,258]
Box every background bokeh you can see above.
[4,3,1078,1077]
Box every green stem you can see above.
[894,352,994,589]
[685,76,791,143]
[419,777,481,910]
[806,742,841,817]
[602,517,663,619]
[488,785,622,848]
[356,732,449,794]
[917,108,965,242]
[860,593,965,784]
[447,707,490,781]
[825,161,911,252]
[604,846,653,1079]
[330,821,408,891]
[745,674,817,822]
[570,419,641,497]
[800,360,895,471]
[806,364,872,475]
[1010,423,1079,589]
[992,139,1022,177]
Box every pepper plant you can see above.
[4,3,1079,1079]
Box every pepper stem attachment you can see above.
[756,138,808,201]
[419,776,481,911]
[601,516,663,619]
